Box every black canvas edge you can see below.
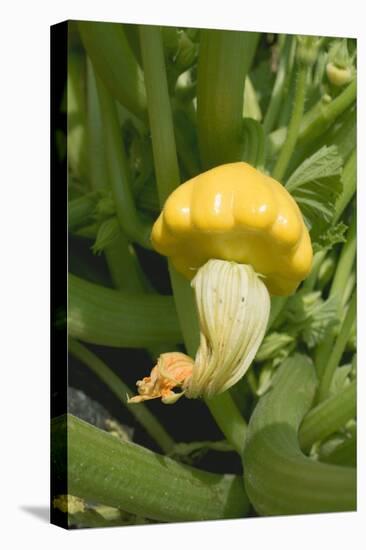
[50,20,68,530]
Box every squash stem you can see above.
[317,290,356,402]
[52,414,250,521]
[139,25,248,453]
[315,214,356,381]
[94,74,152,249]
[272,63,308,182]
[299,379,356,452]
[299,79,356,148]
[244,355,356,515]
[196,29,259,169]
[263,35,295,134]
[78,21,147,122]
[86,58,150,292]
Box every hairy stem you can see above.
[78,21,147,121]
[52,414,250,521]
[317,290,356,402]
[197,29,259,169]
[315,214,356,379]
[263,35,295,134]
[299,79,356,148]
[272,63,308,182]
[95,75,151,248]
[299,380,356,452]
[138,25,180,205]
[86,59,149,291]
[68,274,181,348]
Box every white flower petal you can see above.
[185,259,270,398]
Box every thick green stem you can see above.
[242,118,265,168]
[95,76,151,249]
[299,380,356,452]
[123,23,143,66]
[299,79,356,146]
[138,25,180,205]
[286,104,356,176]
[68,274,181,348]
[342,271,356,309]
[302,250,326,292]
[85,59,149,291]
[319,431,356,467]
[139,25,247,452]
[330,213,356,300]
[197,29,259,169]
[68,338,174,453]
[67,51,88,183]
[317,291,356,402]
[334,149,356,223]
[243,355,356,515]
[52,414,250,522]
[206,393,247,455]
[272,64,308,181]
[78,21,147,121]
[315,214,356,379]
[86,58,106,192]
[269,83,356,167]
[263,35,295,134]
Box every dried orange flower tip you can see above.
[127,352,194,405]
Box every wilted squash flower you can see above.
[128,162,312,404]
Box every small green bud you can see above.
[326,64,353,87]
[296,35,322,67]
[322,93,333,104]
[326,39,355,86]
[175,31,197,71]
[94,193,116,220]
[92,217,120,255]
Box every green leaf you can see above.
[329,364,352,396]
[313,221,348,252]
[286,145,343,241]
[256,362,275,396]
[243,355,356,515]
[256,332,295,364]
[283,290,340,348]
